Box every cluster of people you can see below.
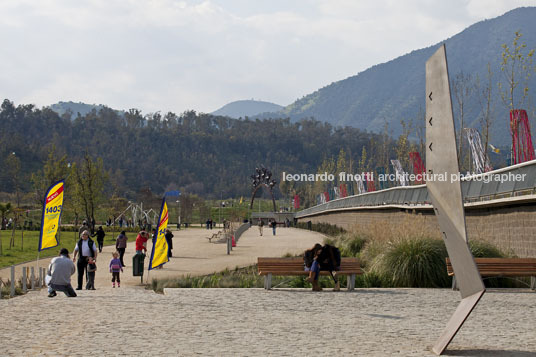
[257,218,277,236]
[304,243,341,292]
[46,227,175,297]
[205,219,214,229]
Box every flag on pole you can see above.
[38,180,65,251]
[149,197,169,270]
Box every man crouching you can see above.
[47,248,77,297]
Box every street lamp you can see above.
[219,191,223,227]
[176,200,181,229]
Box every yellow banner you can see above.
[149,198,169,270]
[39,180,64,251]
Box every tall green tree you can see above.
[70,152,107,232]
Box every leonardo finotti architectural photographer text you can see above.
[282,171,527,184]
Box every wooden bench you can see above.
[206,231,224,243]
[257,257,362,290]
[446,257,536,290]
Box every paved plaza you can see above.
[1,228,535,356]
[1,287,535,356]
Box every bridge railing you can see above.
[296,160,536,218]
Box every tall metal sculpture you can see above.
[390,159,408,186]
[249,167,277,212]
[465,128,492,174]
[426,45,485,355]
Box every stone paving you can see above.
[1,287,535,356]
[1,227,535,356]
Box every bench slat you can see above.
[445,257,536,277]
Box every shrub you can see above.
[371,237,450,288]
[469,240,507,258]
[341,233,367,257]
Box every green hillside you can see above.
[272,7,536,146]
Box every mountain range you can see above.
[48,8,536,147]
[260,7,536,146]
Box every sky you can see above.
[0,0,535,115]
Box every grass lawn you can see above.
[0,229,119,269]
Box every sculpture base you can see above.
[432,289,485,355]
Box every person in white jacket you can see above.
[47,248,77,297]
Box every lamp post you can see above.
[219,191,223,228]
[176,200,181,229]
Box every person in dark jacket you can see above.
[94,226,106,252]
[165,229,174,258]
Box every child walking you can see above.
[110,252,123,288]
[86,257,97,290]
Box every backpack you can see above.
[303,249,315,268]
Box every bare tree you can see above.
[476,63,495,153]
[499,31,535,111]
[451,71,475,168]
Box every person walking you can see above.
[115,231,128,267]
[47,248,77,297]
[109,252,123,288]
[164,229,174,258]
[258,219,264,236]
[135,230,148,254]
[94,226,106,253]
[72,230,98,290]
[86,257,97,290]
[271,219,277,236]
[78,220,89,237]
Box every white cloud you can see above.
[0,0,533,114]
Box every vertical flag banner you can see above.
[149,197,169,270]
[38,180,65,251]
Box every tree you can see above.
[476,63,495,155]
[70,153,107,232]
[395,120,414,171]
[335,148,348,185]
[31,145,71,205]
[5,152,22,206]
[499,31,535,111]
[0,202,12,255]
[451,71,475,168]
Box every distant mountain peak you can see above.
[211,99,284,118]
[49,101,123,119]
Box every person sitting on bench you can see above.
[304,243,341,291]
